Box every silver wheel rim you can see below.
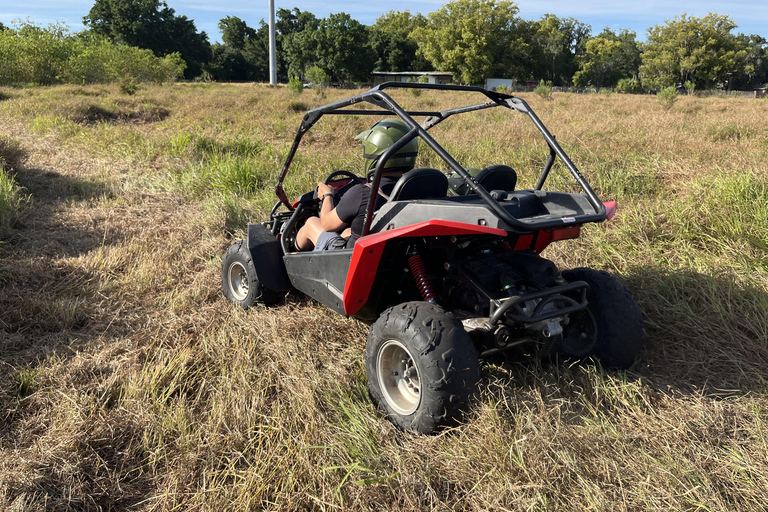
[377,339,420,415]
[228,261,249,301]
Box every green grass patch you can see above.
[0,135,29,234]
[0,168,28,234]
[11,368,38,398]
[169,132,264,160]
[708,123,754,143]
[176,154,274,199]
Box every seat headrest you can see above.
[474,164,517,192]
[389,167,449,201]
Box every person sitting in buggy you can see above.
[295,118,418,251]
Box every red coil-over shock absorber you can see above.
[500,240,513,252]
[408,250,437,303]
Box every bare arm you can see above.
[317,182,348,233]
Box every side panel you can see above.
[247,224,291,291]
[343,220,507,316]
[284,250,353,316]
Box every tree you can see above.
[83,0,210,78]
[312,13,375,83]
[207,44,251,81]
[276,7,318,37]
[639,13,749,89]
[534,15,565,84]
[256,8,319,81]
[573,29,641,87]
[283,12,373,83]
[573,37,621,87]
[597,29,641,78]
[410,0,523,84]
[205,16,264,81]
[370,10,432,72]
[218,15,256,51]
[532,15,591,85]
[281,22,318,79]
[732,33,768,89]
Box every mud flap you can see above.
[247,224,291,292]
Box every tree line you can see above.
[2,0,767,91]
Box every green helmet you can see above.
[354,118,418,173]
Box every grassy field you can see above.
[0,82,767,511]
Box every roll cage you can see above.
[273,82,607,234]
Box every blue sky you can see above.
[2,0,765,43]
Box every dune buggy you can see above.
[221,83,644,434]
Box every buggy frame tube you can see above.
[535,142,557,191]
[274,83,607,230]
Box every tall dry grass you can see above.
[0,83,767,511]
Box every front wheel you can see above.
[562,268,644,368]
[221,241,279,308]
[365,301,480,434]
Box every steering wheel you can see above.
[324,170,363,185]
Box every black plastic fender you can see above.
[247,224,292,292]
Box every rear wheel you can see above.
[366,301,480,434]
[221,241,279,308]
[562,268,644,368]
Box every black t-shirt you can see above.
[335,177,398,248]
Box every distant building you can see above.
[755,83,768,99]
[485,78,539,91]
[485,78,513,90]
[371,71,453,86]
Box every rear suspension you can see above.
[408,251,437,303]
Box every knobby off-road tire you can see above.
[221,241,279,308]
[365,301,481,434]
[562,268,644,369]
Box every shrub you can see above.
[494,84,514,94]
[287,100,309,112]
[0,21,71,85]
[657,86,678,111]
[534,81,553,100]
[119,76,140,95]
[406,75,428,97]
[615,78,643,94]
[64,36,185,84]
[684,80,696,95]
[288,76,303,95]
[0,22,184,86]
[305,66,330,89]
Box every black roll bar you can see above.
[273,82,606,232]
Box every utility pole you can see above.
[268,0,277,84]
